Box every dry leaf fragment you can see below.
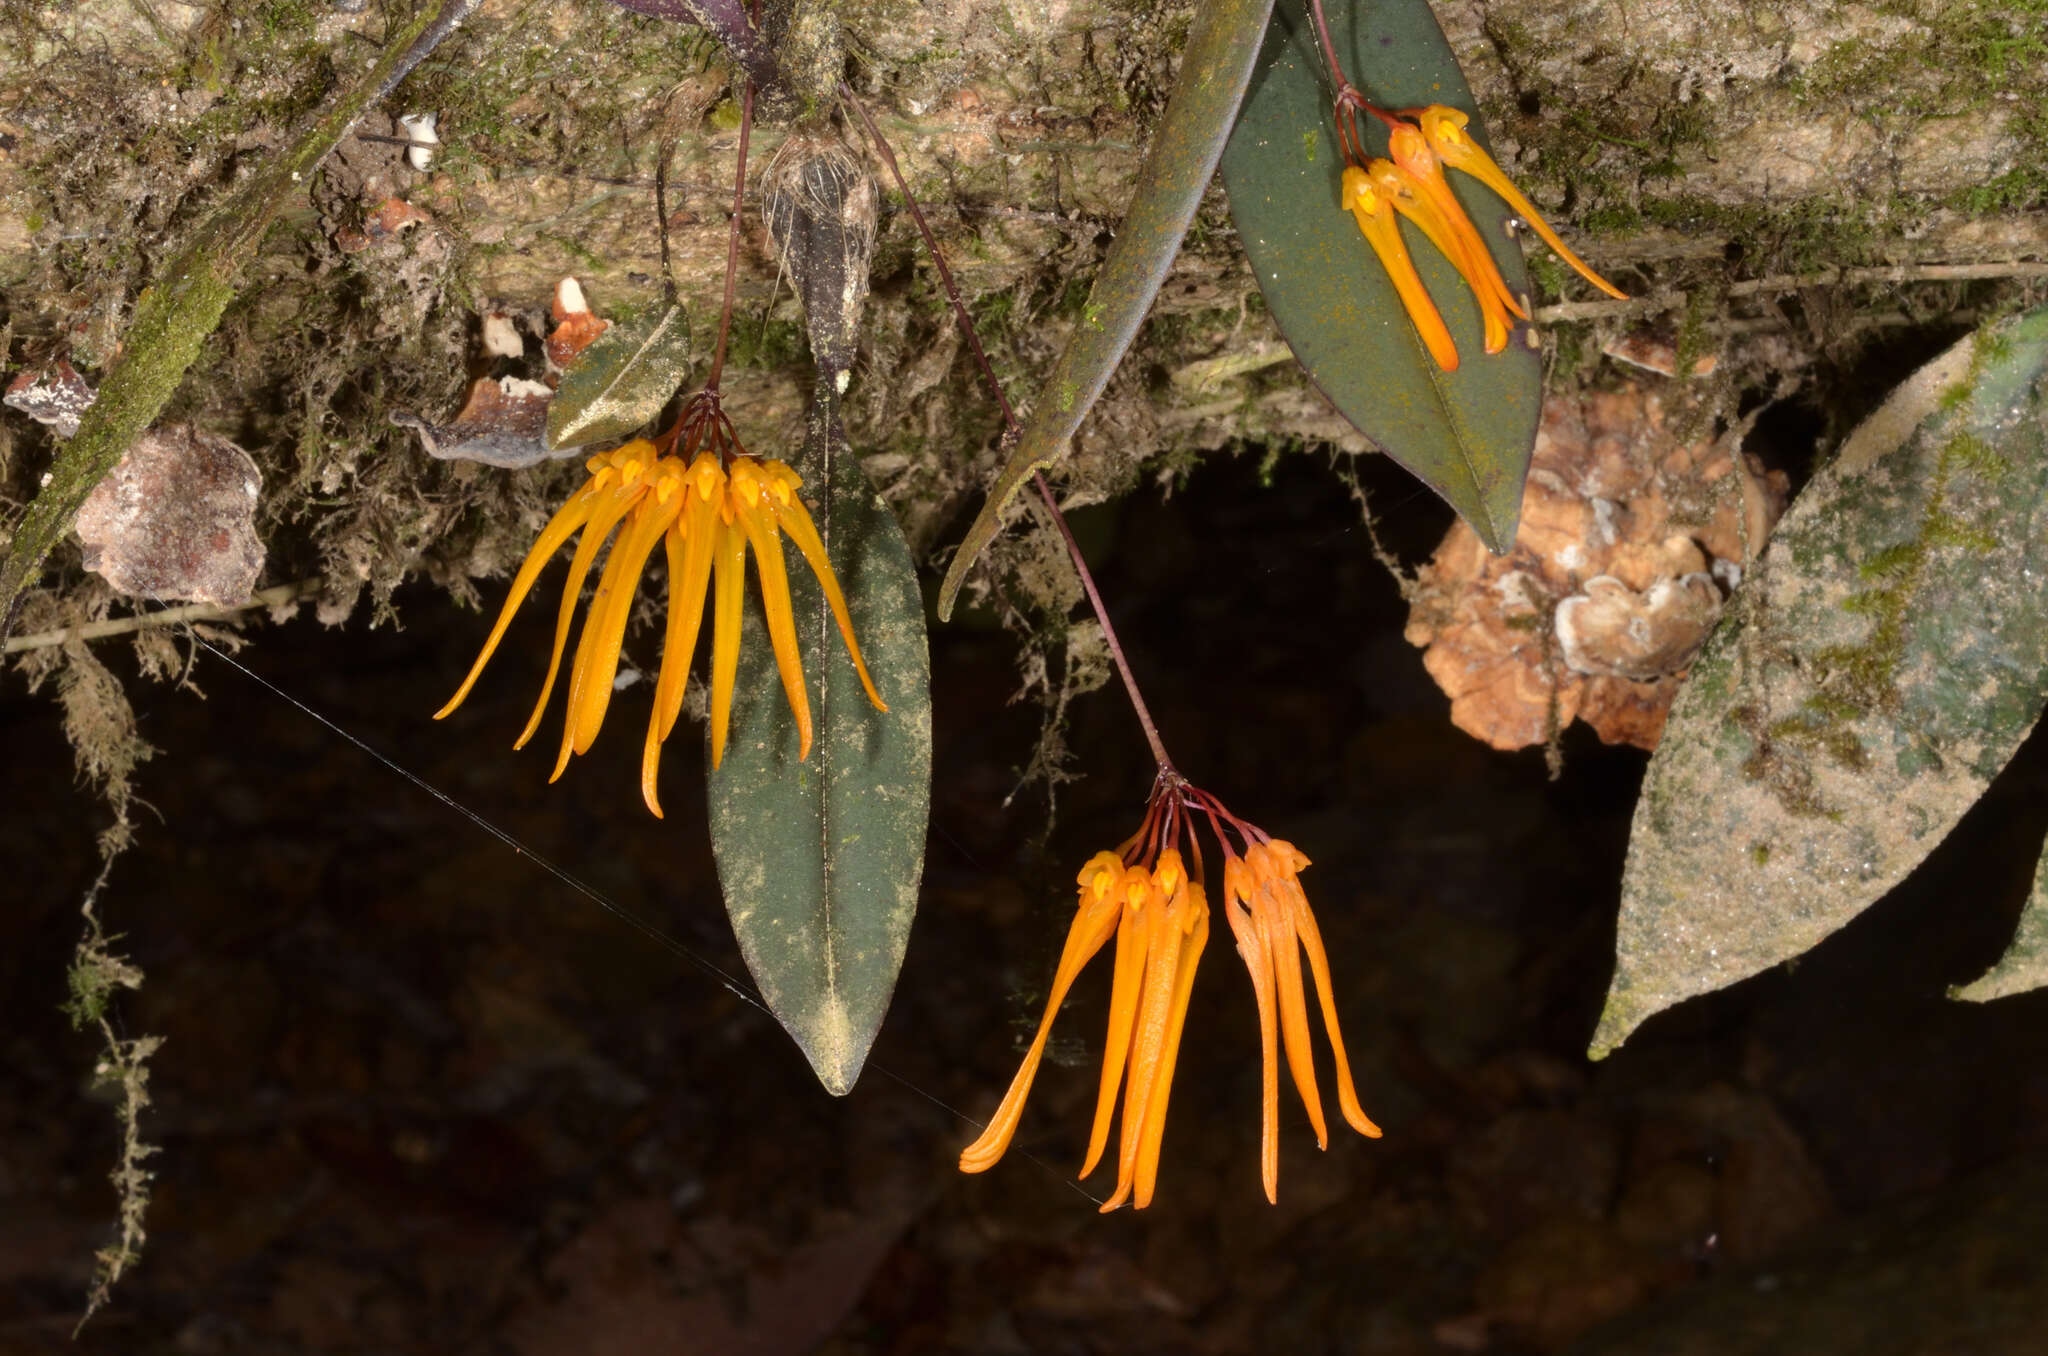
[336,196,433,253]
[1604,328,1719,379]
[74,425,264,605]
[546,276,610,372]
[4,359,96,438]
[393,376,567,468]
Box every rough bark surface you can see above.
[3,0,2044,635]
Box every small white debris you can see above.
[554,275,592,318]
[480,310,522,358]
[399,112,439,172]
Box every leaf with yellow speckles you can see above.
[704,376,931,1095]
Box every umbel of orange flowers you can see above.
[960,768,1381,1210]
[1337,97,1627,371]
[436,390,885,816]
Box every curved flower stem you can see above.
[844,82,1173,774]
[704,76,756,392]
[1031,473,1172,772]
[1311,0,1404,159]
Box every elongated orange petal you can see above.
[1080,871,1153,1181]
[1283,873,1381,1139]
[1368,158,1517,355]
[550,504,643,781]
[1342,166,1460,373]
[1257,871,1328,1151]
[960,857,1127,1174]
[435,482,602,720]
[1389,128,1526,355]
[1420,105,1627,300]
[707,515,748,770]
[1390,129,1529,323]
[657,463,725,741]
[1132,894,1208,1210]
[1383,158,1529,326]
[1225,868,1281,1204]
[767,490,886,712]
[732,487,814,760]
[514,481,641,750]
[641,527,692,818]
[1100,888,1186,1212]
[559,479,682,774]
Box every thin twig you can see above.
[3,580,318,656]
[1534,260,2048,323]
[844,81,1174,771]
[704,78,756,390]
[843,86,1017,428]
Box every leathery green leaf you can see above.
[545,304,693,452]
[934,0,1275,621]
[1219,0,1543,551]
[1954,829,2048,1003]
[1594,308,2048,1057]
[706,377,932,1095]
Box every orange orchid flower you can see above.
[961,777,1377,1208]
[436,400,886,817]
[1223,839,1381,1204]
[1386,125,1529,354]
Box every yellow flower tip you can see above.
[1079,850,1125,898]
[762,459,801,505]
[1387,123,1435,176]
[1418,104,1471,152]
[1154,849,1185,898]
[1269,839,1311,873]
[1340,163,1377,215]
[1224,854,1253,905]
[730,455,767,507]
[684,451,725,501]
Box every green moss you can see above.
[727,315,808,371]
[1672,287,1714,386]
[1791,2,2048,117]
[708,97,745,132]
[1783,416,2007,776]
[1734,702,1840,819]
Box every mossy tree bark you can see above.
[0,0,2043,628]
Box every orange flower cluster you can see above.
[436,397,884,816]
[1340,102,1626,371]
[960,776,1379,1209]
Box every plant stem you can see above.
[1309,0,1349,93]
[704,77,756,391]
[844,82,1172,772]
[1032,472,1172,771]
[842,87,1016,428]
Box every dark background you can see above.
[7,438,2048,1354]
